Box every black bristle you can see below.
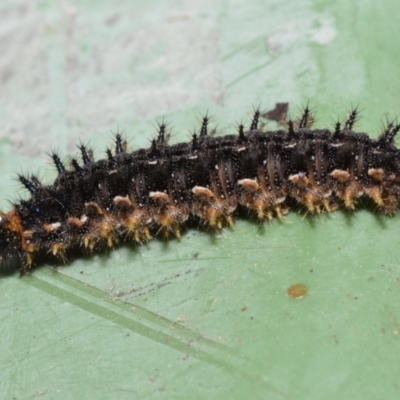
[51,153,65,174]
[107,148,115,162]
[30,175,41,186]
[299,104,311,129]
[157,122,166,144]
[383,120,394,137]
[78,144,91,165]
[238,124,246,143]
[192,133,198,147]
[151,138,157,153]
[71,158,83,174]
[389,124,400,143]
[288,120,295,136]
[379,120,400,144]
[115,134,124,154]
[333,121,341,138]
[200,114,209,137]
[344,106,359,130]
[18,175,37,195]
[250,108,260,131]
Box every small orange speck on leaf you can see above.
[287,283,307,298]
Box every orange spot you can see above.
[238,178,259,192]
[113,196,133,207]
[289,173,309,187]
[330,169,350,182]
[67,217,83,228]
[192,186,214,199]
[287,283,307,298]
[368,168,384,182]
[3,210,26,250]
[149,191,171,205]
[84,201,104,215]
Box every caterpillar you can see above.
[1,105,399,273]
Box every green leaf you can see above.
[1,0,400,399]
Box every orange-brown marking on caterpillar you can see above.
[368,168,384,182]
[4,210,27,250]
[114,196,133,208]
[330,169,350,183]
[150,191,183,237]
[238,179,259,192]
[149,191,171,205]
[192,186,214,199]
[67,217,84,229]
[43,222,61,233]
[289,173,309,187]
[85,201,104,216]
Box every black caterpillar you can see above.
[1,105,399,273]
